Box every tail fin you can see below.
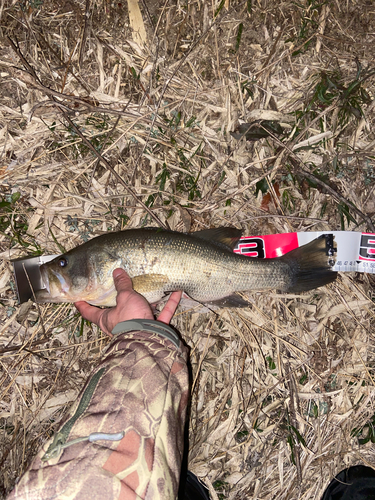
[281,235,337,292]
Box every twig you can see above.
[136,9,228,161]
[297,168,375,232]
[263,126,375,232]
[79,0,91,68]
[8,64,162,124]
[6,41,163,127]
[8,37,168,230]
[284,359,303,489]
[60,112,169,229]
[0,339,46,355]
[35,31,91,93]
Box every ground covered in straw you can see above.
[1,0,375,498]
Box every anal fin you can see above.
[205,293,250,308]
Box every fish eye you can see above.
[58,257,68,268]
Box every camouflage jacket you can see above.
[8,329,189,500]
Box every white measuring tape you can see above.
[234,231,375,274]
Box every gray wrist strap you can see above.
[111,319,180,348]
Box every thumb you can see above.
[113,268,133,292]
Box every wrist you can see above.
[111,319,180,348]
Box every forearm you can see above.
[8,328,189,500]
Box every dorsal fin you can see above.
[190,227,242,250]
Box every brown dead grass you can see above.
[1,0,375,498]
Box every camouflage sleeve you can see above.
[8,330,189,500]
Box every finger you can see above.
[75,301,104,325]
[157,290,182,324]
[113,268,133,292]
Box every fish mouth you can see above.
[40,265,70,297]
[50,269,70,294]
[39,265,50,293]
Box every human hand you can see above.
[75,268,182,336]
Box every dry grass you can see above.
[1,0,375,498]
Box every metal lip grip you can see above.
[11,255,58,304]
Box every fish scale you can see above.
[101,231,290,302]
[35,227,337,307]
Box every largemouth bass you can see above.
[35,227,337,307]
